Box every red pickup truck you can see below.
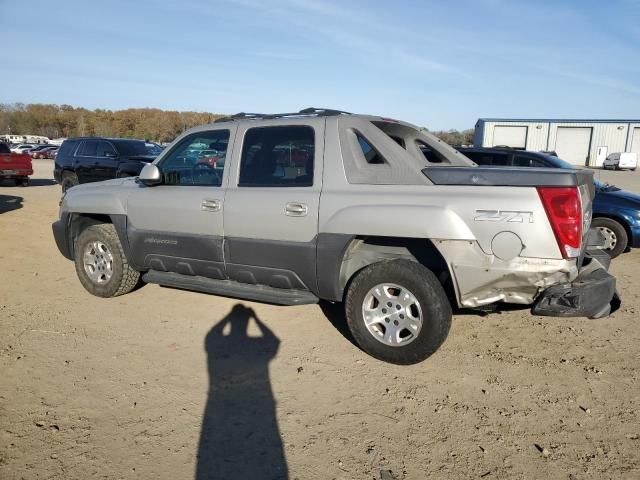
[1,142,33,186]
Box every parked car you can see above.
[52,109,617,365]
[603,152,637,171]
[458,147,640,258]
[54,137,161,192]
[0,142,33,186]
[11,144,37,154]
[30,145,57,158]
[43,147,59,159]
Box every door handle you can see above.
[201,199,221,212]
[284,202,308,217]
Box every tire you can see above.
[345,259,452,365]
[592,217,628,259]
[74,223,140,298]
[61,171,79,193]
[20,177,29,187]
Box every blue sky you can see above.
[1,0,639,129]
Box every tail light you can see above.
[537,186,582,259]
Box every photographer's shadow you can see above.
[196,304,288,480]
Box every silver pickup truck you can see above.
[52,108,618,364]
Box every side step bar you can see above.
[142,270,319,306]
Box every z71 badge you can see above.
[474,210,534,223]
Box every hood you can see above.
[597,187,640,205]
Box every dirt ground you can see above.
[1,160,639,480]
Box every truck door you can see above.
[223,119,324,293]
[125,126,235,279]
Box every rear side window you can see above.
[78,140,98,156]
[417,141,447,163]
[356,133,386,164]
[57,140,78,159]
[239,126,314,187]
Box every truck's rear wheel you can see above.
[61,172,78,193]
[74,224,140,298]
[345,260,452,365]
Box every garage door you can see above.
[631,128,640,155]
[555,127,592,166]
[492,126,527,148]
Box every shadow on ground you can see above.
[0,179,56,187]
[196,304,288,480]
[0,194,23,213]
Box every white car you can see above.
[10,144,37,154]
[603,152,637,171]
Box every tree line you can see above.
[0,102,474,145]
[0,103,223,143]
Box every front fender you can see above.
[61,179,129,215]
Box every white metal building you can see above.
[474,118,640,167]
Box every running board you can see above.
[142,270,319,306]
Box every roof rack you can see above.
[214,107,351,123]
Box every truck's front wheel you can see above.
[74,224,140,298]
[345,260,452,365]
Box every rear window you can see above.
[513,154,548,168]
[0,143,10,154]
[464,151,511,166]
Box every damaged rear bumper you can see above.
[532,251,620,319]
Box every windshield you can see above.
[112,140,155,157]
[145,143,164,156]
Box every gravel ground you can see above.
[1,161,639,479]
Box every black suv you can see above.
[457,146,568,168]
[54,137,161,192]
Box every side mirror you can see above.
[138,163,162,186]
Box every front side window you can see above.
[96,141,117,157]
[158,130,229,186]
[239,126,314,187]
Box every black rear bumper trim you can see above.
[532,267,619,319]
